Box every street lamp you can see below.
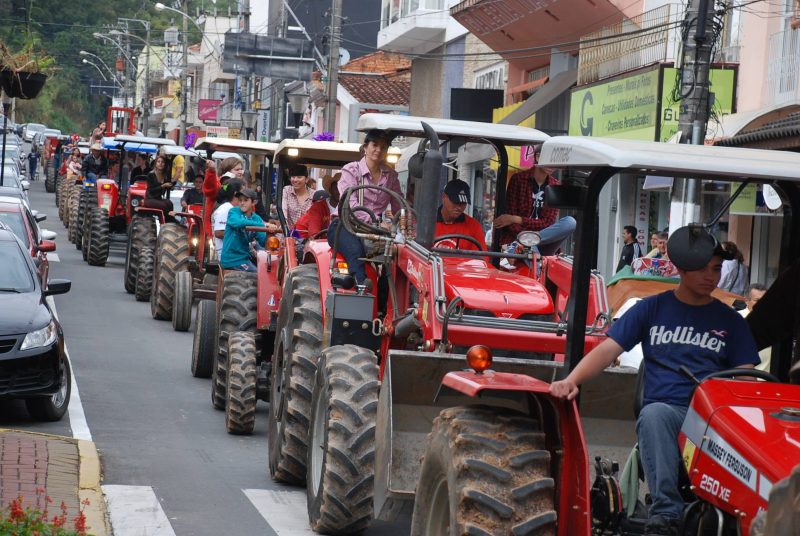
[110,28,154,133]
[155,1,189,145]
[82,59,123,89]
[80,50,114,77]
[241,110,258,140]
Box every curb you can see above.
[77,439,113,536]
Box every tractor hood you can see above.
[691,379,800,488]
[441,258,553,318]
[0,293,51,335]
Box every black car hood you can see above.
[0,292,51,335]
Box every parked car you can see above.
[0,226,72,421]
[0,196,56,285]
[0,168,30,206]
[23,123,45,142]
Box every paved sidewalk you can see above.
[0,429,111,535]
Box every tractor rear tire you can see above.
[150,223,190,320]
[306,344,379,534]
[763,464,800,536]
[269,264,322,486]
[76,188,95,252]
[124,216,157,294]
[225,331,258,434]
[81,190,97,260]
[54,176,61,205]
[87,207,110,266]
[135,247,155,302]
[172,271,193,332]
[211,272,258,411]
[191,299,216,378]
[67,188,80,244]
[45,172,55,193]
[410,406,557,536]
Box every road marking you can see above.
[48,253,60,262]
[47,296,92,441]
[243,489,314,535]
[103,485,177,536]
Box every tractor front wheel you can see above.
[172,271,193,332]
[87,207,110,266]
[151,223,190,320]
[225,331,258,434]
[135,247,155,302]
[191,299,216,378]
[45,170,55,193]
[269,264,322,485]
[306,344,379,534]
[67,188,80,244]
[124,216,156,294]
[212,272,257,410]
[410,406,557,536]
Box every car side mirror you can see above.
[21,180,30,191]
[41,229,57,240]
[38,239,56,253]
[35,213,47,222]
[44,278,71,296]
[545,184,586,209]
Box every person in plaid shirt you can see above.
[493,147,576,255]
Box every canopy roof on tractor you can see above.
[194,137,278,156]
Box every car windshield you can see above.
[0,211,29,248]
[0,241,34,292]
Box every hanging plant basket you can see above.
[0,69,48,99]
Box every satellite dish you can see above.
[339,48,350,67]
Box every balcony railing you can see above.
[768,28,800,105]
[577,4,683,85]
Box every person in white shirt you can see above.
[211,180,243,259]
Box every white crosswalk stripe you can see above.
[243,489,315,535]
[103,485,177,536]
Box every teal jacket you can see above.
[220,207,266,268]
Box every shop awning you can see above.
[499,68,577,126]
[709,99,800,142]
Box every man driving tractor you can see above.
[550,226,760,536]
[434,179,487,252]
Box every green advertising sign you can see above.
[569,69,660,140]
[659,67,736,142]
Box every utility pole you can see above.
[268,0,287,141]
[324,0,342,136]
[242,0,252,139]
[143,22,151,135]
[179,0,189,145]
[669,0,717,233]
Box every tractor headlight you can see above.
[21,321,58,350]
[192,237,199,247]
[517,231,541,248]
[131,197,141,207]
[83,180,94,188]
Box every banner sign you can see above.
[198,99,221,122]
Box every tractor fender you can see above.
[256,249,283,331]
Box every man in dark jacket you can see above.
[82,143,108,180]
[616,225,644,272]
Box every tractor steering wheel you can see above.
[433,234,485,251]
[703,368,780,383]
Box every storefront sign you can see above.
[730,182,758,215]
[198,99,221,122]
[659,68,736,142]
[257,109,270,142]
[569,69,660,140]
[492,102,536,172]
[205,126,229,138]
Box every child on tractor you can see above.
[220,188,278,272]
[549,225,760,536]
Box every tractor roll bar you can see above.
[416,122,443,249]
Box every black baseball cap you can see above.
[443,180,471,204]
[235,187,258,200]
[667,225,734,271]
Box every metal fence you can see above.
[768,28,800,104]
[577,4,683,85]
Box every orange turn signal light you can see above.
[101,183,112,191]
[267,236,281,250]
[466,345,493,373]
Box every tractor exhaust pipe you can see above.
[416,121,443,250]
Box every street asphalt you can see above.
[11,173,411,535]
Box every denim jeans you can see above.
[86,172,97,182]
[328,219,367,283]
[229,262,257,273]
[537,216,577,256]
[636,402,688,520]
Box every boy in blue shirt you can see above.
[550,226,759,536]
[220,188,278,272]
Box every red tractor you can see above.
[106,106,136,137]
[202,139,373,434]
[404,135,800,535]
[80,135,181,279]
[161,138,279,334]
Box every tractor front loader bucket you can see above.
[373,350,563,521]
